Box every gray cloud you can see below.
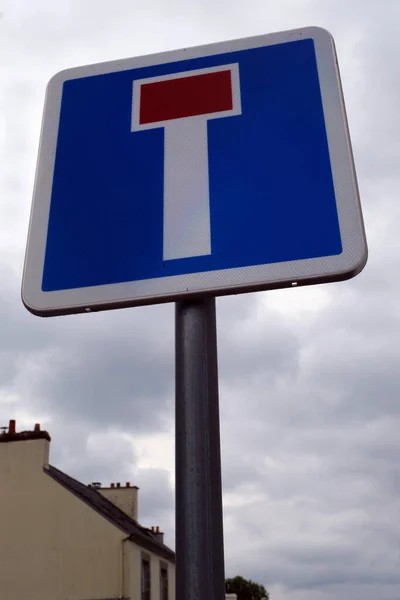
[2,0,400,598]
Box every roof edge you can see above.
[0,431,51,443]
[127,533,175,563]
[44,464,175,563]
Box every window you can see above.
[160,562,168,600]
[141,555,151,600]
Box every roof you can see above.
[0,430,51,443]
[45,464,175,563]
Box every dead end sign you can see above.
[22,26,367,317]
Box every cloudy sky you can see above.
[1,0,400,598]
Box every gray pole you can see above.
[175,297,225,600]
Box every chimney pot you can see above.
[126,482,130,487]
[152,527,164,544]
[116,482,121,488]
[34,423,41,432]
[111,483,115,488]
[9,420,16,434]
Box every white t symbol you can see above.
[131,64,241,261]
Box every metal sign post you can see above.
[175,297,225,600]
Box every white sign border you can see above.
[22,26,367,316]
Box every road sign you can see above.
[22,26,367,316]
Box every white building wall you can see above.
[127,541,176,600]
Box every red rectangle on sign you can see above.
[139,70,233,124]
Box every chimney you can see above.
[0,420,51,471]
[98,482,139,521]
[152,526,164,544]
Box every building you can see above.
[0,420,175,600]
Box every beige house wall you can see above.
[0,436,175,600]
[0,437,123,600]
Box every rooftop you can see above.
[0,420,50,443]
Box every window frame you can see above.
[141,552,151,600]
[159,560,168,600]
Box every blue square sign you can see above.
[22,27,367,316]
